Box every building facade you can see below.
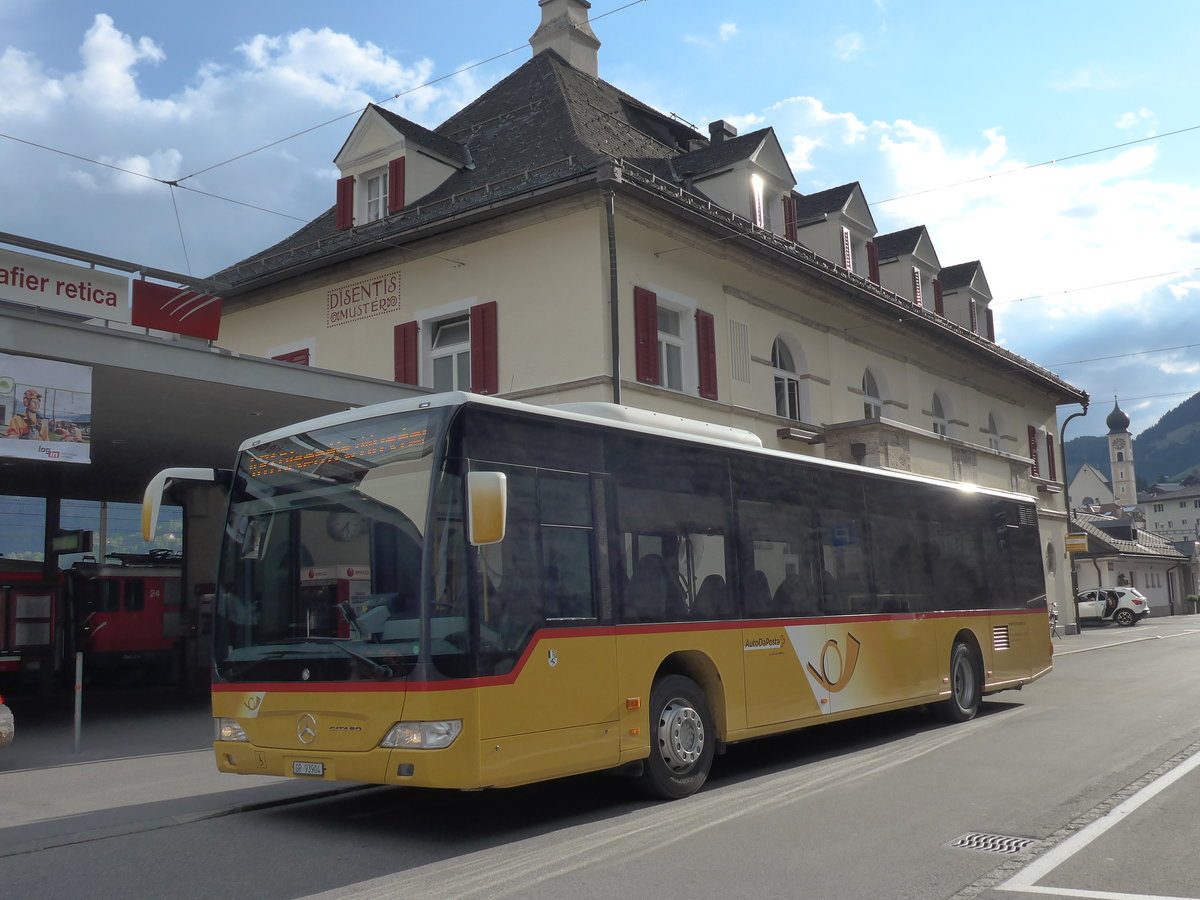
[211,0,1088,625]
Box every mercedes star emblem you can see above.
[297,713,318,744]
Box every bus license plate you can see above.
[293,761,325,777]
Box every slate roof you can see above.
[872,225,926,260]
[791,183,858,221]
[1074,512,1187,559]
[938,261,982,291]
[215,50,717,286]
[367,105,473,167]
[673,128,773,176]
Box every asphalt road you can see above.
[2,617,1199,900]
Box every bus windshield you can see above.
[213,407,451,683]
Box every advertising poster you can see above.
[0,352,92,464]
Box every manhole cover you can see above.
[947,832,1036,855]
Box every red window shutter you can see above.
[985,308,995,341]
[634,287,659,385]
[469,301,499,395]
[911,267,923,307]
[393,320,419,385]
[272,348,310,366]
[335,175,355,230]
[387,157,405,214]
[696,309,718,401]
[841,227,853,271]
[783,195,797,242]
[867,241,880,284]
[1028,425,1041,478]
[1045,433,1057,481]
[933,279,944,316]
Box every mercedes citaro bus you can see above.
[143,392,1051,799]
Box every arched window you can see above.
[932,393,948,437]
[862,369,882,419]
[985,412,1001,451]
[772,337,801,420]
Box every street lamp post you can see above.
[1059,402,1090,635]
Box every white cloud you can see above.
[762,96,870,173]
[0,15,475,275]
[685,22,739,49]
[833,32,863,61]
[1049,64,1123,91]
[1115,108,1155,130]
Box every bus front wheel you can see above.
[638,675,715,799]
[937,642,982,723]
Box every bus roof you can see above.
[236,391,1038,506]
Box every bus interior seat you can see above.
[693,573,729,619]
[773,573,817,615]
[743,570,773,617]
[626,554,671,622]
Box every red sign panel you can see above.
[131,281,223,340]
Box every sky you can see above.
[2,0,1199,440]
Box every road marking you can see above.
[300,710,1022,900]
[996,746,1200,900]
[1055,629,1200,657]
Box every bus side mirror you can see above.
[467,471,507,545]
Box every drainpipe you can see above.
[605,190,621,404]
[1059,400,1090,634]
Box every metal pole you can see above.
[1059,403,1090,635]
[73,651,82,753]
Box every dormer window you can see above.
[751,174,766,229]
[365,169,389,222]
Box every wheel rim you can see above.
[657,697,705,772]
[952,653,975,708]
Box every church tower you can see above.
[1107,399,1136,505]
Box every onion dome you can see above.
[1106,400,1130,435]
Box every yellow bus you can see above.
[144,392,1051,799]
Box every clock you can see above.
[1112,437,1126,450]
[326,511,367,542]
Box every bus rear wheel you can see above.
[937,642,982,723]
[638,675,715,799]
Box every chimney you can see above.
[709,120,738,144]
[529,0,601,77]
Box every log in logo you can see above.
[806,633,862,693]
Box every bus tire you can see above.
[937,641,982,723]
[638,675,715,800]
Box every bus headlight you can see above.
[379,720,462,749]
[215,717,249,742]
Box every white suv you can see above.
[1077,588,1151,627]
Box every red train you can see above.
[68,550,184,681]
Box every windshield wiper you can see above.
[225,639,393,680]
[296,637,394,679]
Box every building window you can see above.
[394,301,498,394]
[985,413,1001,451]
[932,393,948,437]
[364,169,389,222]
[431,315,471,391]
[772,337,801,420]
[1154,503,1164,513]
[656,306,685,392]
[751,174,766,228]
[633,287,717,399]
[862,369,882,419]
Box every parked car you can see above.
[0,694,13,747]
[1077,588,1151,626]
